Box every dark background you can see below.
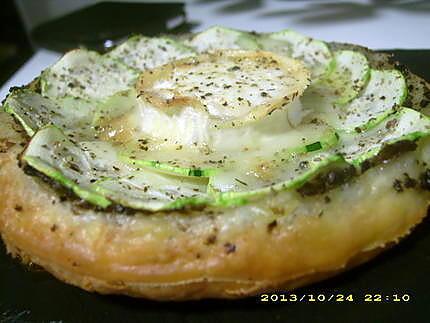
[0,1,32,87]
[1,1,430,322]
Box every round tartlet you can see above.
[1,27,430,300]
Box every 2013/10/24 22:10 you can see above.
[259,293,411,303]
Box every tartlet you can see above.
[1,27,430,300]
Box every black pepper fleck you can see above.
[205,234,217,245]
[224,242,236,254]
[393,179,403,192]
[267,220,277,233]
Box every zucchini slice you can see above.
[208,151,341,205]
[338,69,407,132]
[303,50,370,107]
[4,89,98,138]
[337,108,430,167]
[22,126,112,207]
[41,49,139,100]
[258,29,332,79]
[24,155,112,208]
[22,126,209,211]
[92,172,208,211]
[330,51,370,104]
[186,26,260,52]
[136,50,310,127]
[328,42,430,115]
[308,69,407,132]
[106,35,196,71]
